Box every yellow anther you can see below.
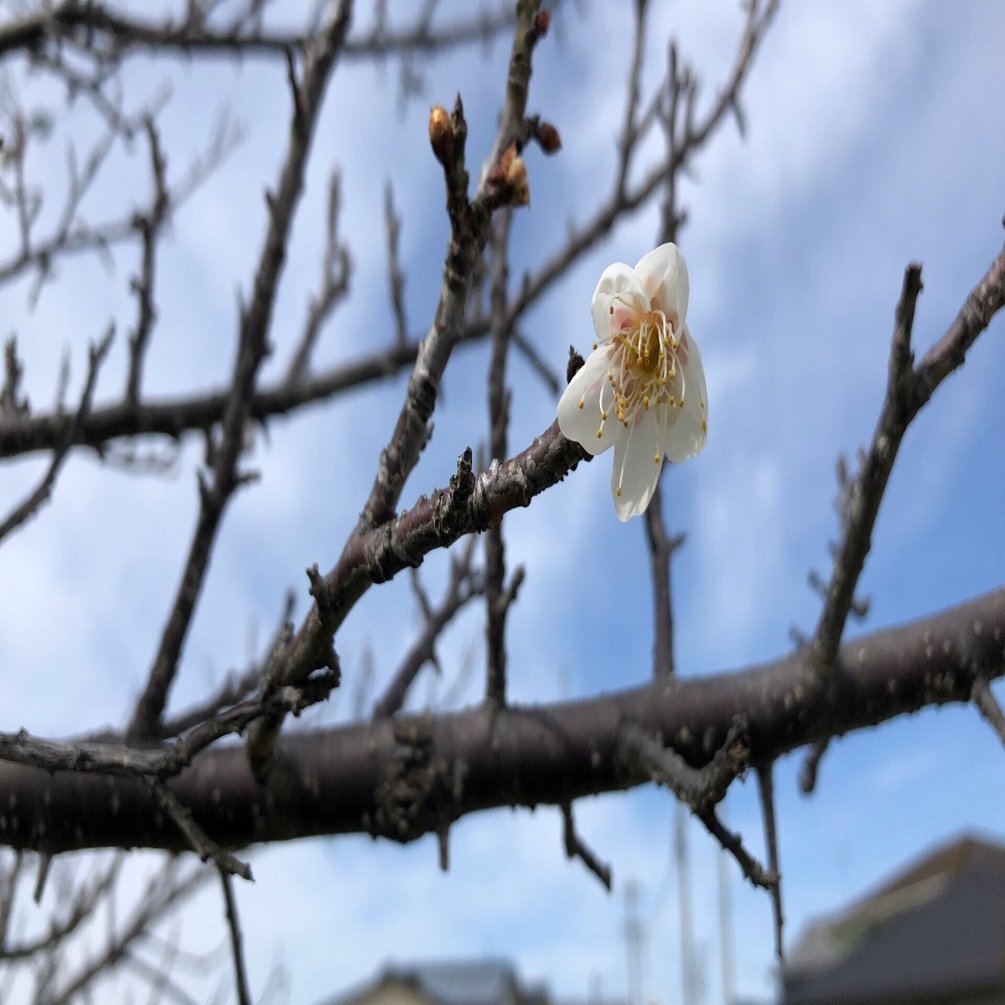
[578,399,585,410]
[616,486,622,497]
[653,453,660,464]
[596,429,604,439]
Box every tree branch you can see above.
[1,586,1001,854]
[127,0,354,741]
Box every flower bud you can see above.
[428,105,453,167]
[536,121,562,154]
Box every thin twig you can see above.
[373,538,483,719]
[39,858,210,1005]
[384,180,408,346]
[699,808,778,892]
[644,483,685,678]
[620,719,749,814]
[0,855,122,962]
[286,169,351,383]
[756,761,784,962]
[614,0,649,197]
[146,778,253,880]
[125,117,169,407]
[157,590,296,739]
[561,801,612,891]
[218,866,252,1005]
[972,677,1005,748]
[486,209,513,704]
[0,325,113,543]
[798,739,829,795]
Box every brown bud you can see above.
[428,105,453,167]
[505,155,530,206]
[536,121,562,154]
[535,10,551,38]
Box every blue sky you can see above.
[1,1,1004,1002]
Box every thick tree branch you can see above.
[1,587,1001,854]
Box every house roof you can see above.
[321,958,546,1005]
[783,832,1005,1004]
[385,959,524,1005]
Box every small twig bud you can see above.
[536,121,562,154]
[428,105,453,167]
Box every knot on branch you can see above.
[371,714,467,844]
[431,447,476,540]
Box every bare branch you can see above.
[157,590,296,740]
[373,538,483,719]
[218,866,252,1005]
[0,856,122,962]
[384,180,408,347]
[127,1,354,741]
[0,1,518,62]
[644,483,685,678]
[814,244,1005,669]
[485,209,514,704]
[972,676,1005,748]
[0,325,113,543]
[42,860,211,1005]
[798,739,829,795]
[620,719,749,815]
[0,587,1003,854]
[247,1,550,778]
[125,117,169,407]
[561,801,612,891]
[756,762,784,962]
[146,779,253,881]
[286,169,351,383]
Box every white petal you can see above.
[635,243,689,324]
[665,324,708,463]
[610,412,663,521]
[591,263,648,345]
[557,347,617,456]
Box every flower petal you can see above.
[557,347,617,456]
[610,412,663,521]
[591,262,647,345]
[664,324,708,463]
[635,243,689,325]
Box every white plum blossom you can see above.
[557,243,707,521]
